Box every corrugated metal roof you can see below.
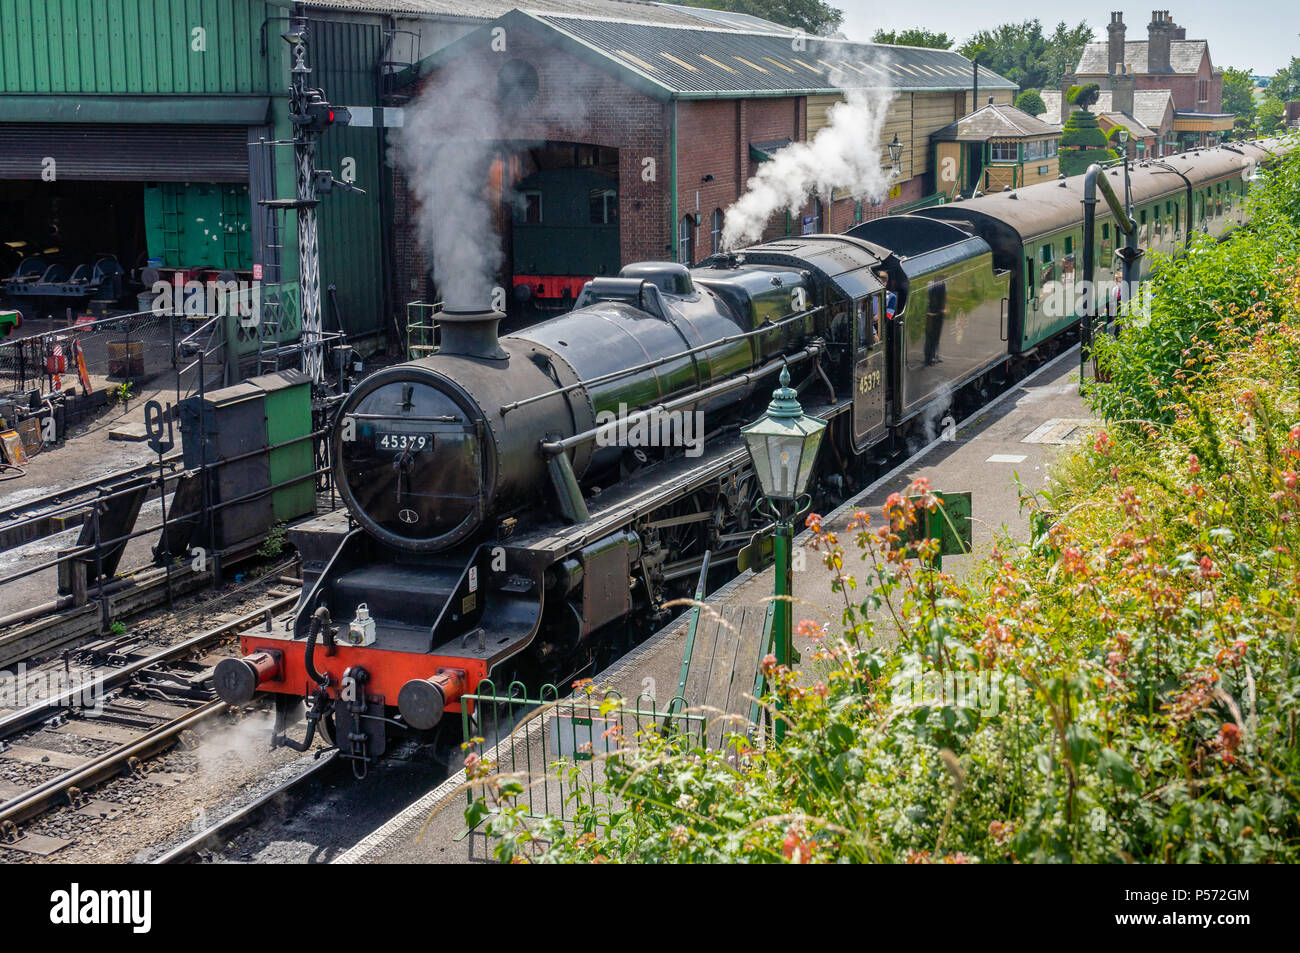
[931,103,1059,142]
[301,0,727,27]
[533,14,1015,96]
[1041,89,1174,132]
[650,3,797,34]
[1076,39,1209,76]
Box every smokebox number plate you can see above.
[375,430,435,452]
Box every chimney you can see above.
[1060,72,1076,122]
[1112,63,1135,117]
[1148,10,1173,74]
[437,308,508,361]
[1107,11,1126,74]
[1172,22,1186,40]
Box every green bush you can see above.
[1059,147,1119,177]
[1015,89,1047,117]
[1089,139,1300,425]
[1061,109,1109,149]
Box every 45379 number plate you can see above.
[375,431,434,452]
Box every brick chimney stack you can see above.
[1148,10,1173,73]
[1111,63,1135,116]
[1172,22,1186,40]
[1060,71,1076,122]
[1107,11,1126,74]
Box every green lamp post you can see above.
[741,366,827,681]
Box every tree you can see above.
[1015,89,1047,116]
[1059,90,1116,176]
[958,19,1093,91]
[1268,56,1300,104]
[1257,96,1285,135]
[674,0,843,36]
[871,28,953,49]
[1222,67,1257,139]
[1067,82,1101,111]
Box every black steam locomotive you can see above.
[215,137,1291,766]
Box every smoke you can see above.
[394,52,597,312]
[722,78,896,249]
[394,58,511,312]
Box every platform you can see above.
[334,346,1089,864]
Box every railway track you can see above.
[150,751,340,864]
[0,591,299,856]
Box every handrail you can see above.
[501,305,827,417]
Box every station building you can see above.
[393,9,1017,306]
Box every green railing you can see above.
[458,679,705,832]
[893,191,950,213]
[406,299,442,361]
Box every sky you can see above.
[836,1,1298,75]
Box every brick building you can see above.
[392,9,1015,306]
[1045,9,1233,151]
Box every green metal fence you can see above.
[406,300,441,360]
[458,679,706,832]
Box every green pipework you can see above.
[772,519,793,742]
[670,96,679,261]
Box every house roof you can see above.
[1076,39,1208,76]
[1099,111,1157,140]
[931,103,1060,142]
[409,9,1017,99]
[1040,88,1174,132]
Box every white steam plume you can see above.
[394,59,507,313]
[722,81,896,250]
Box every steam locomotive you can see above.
[214,137,1292,768]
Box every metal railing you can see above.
[406,299,443,361]
[459,679,704,829]
[0,308,194,396]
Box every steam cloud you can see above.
[722,79,896,249]
[394,59,508,312]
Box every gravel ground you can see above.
[190,738,450,864]
[0,705,327,864]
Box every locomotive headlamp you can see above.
[741,366,826,502]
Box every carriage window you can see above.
[1025,256,1035,299]
[1102,223,1110,240]
[855,299,875,348]
[1064,236,1074,255]
[1040,244,1054,265]
[521,191,542,224]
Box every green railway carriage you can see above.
[920,138,1290,353]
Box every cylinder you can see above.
[397,669,466,730]
[213,651,281,705]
